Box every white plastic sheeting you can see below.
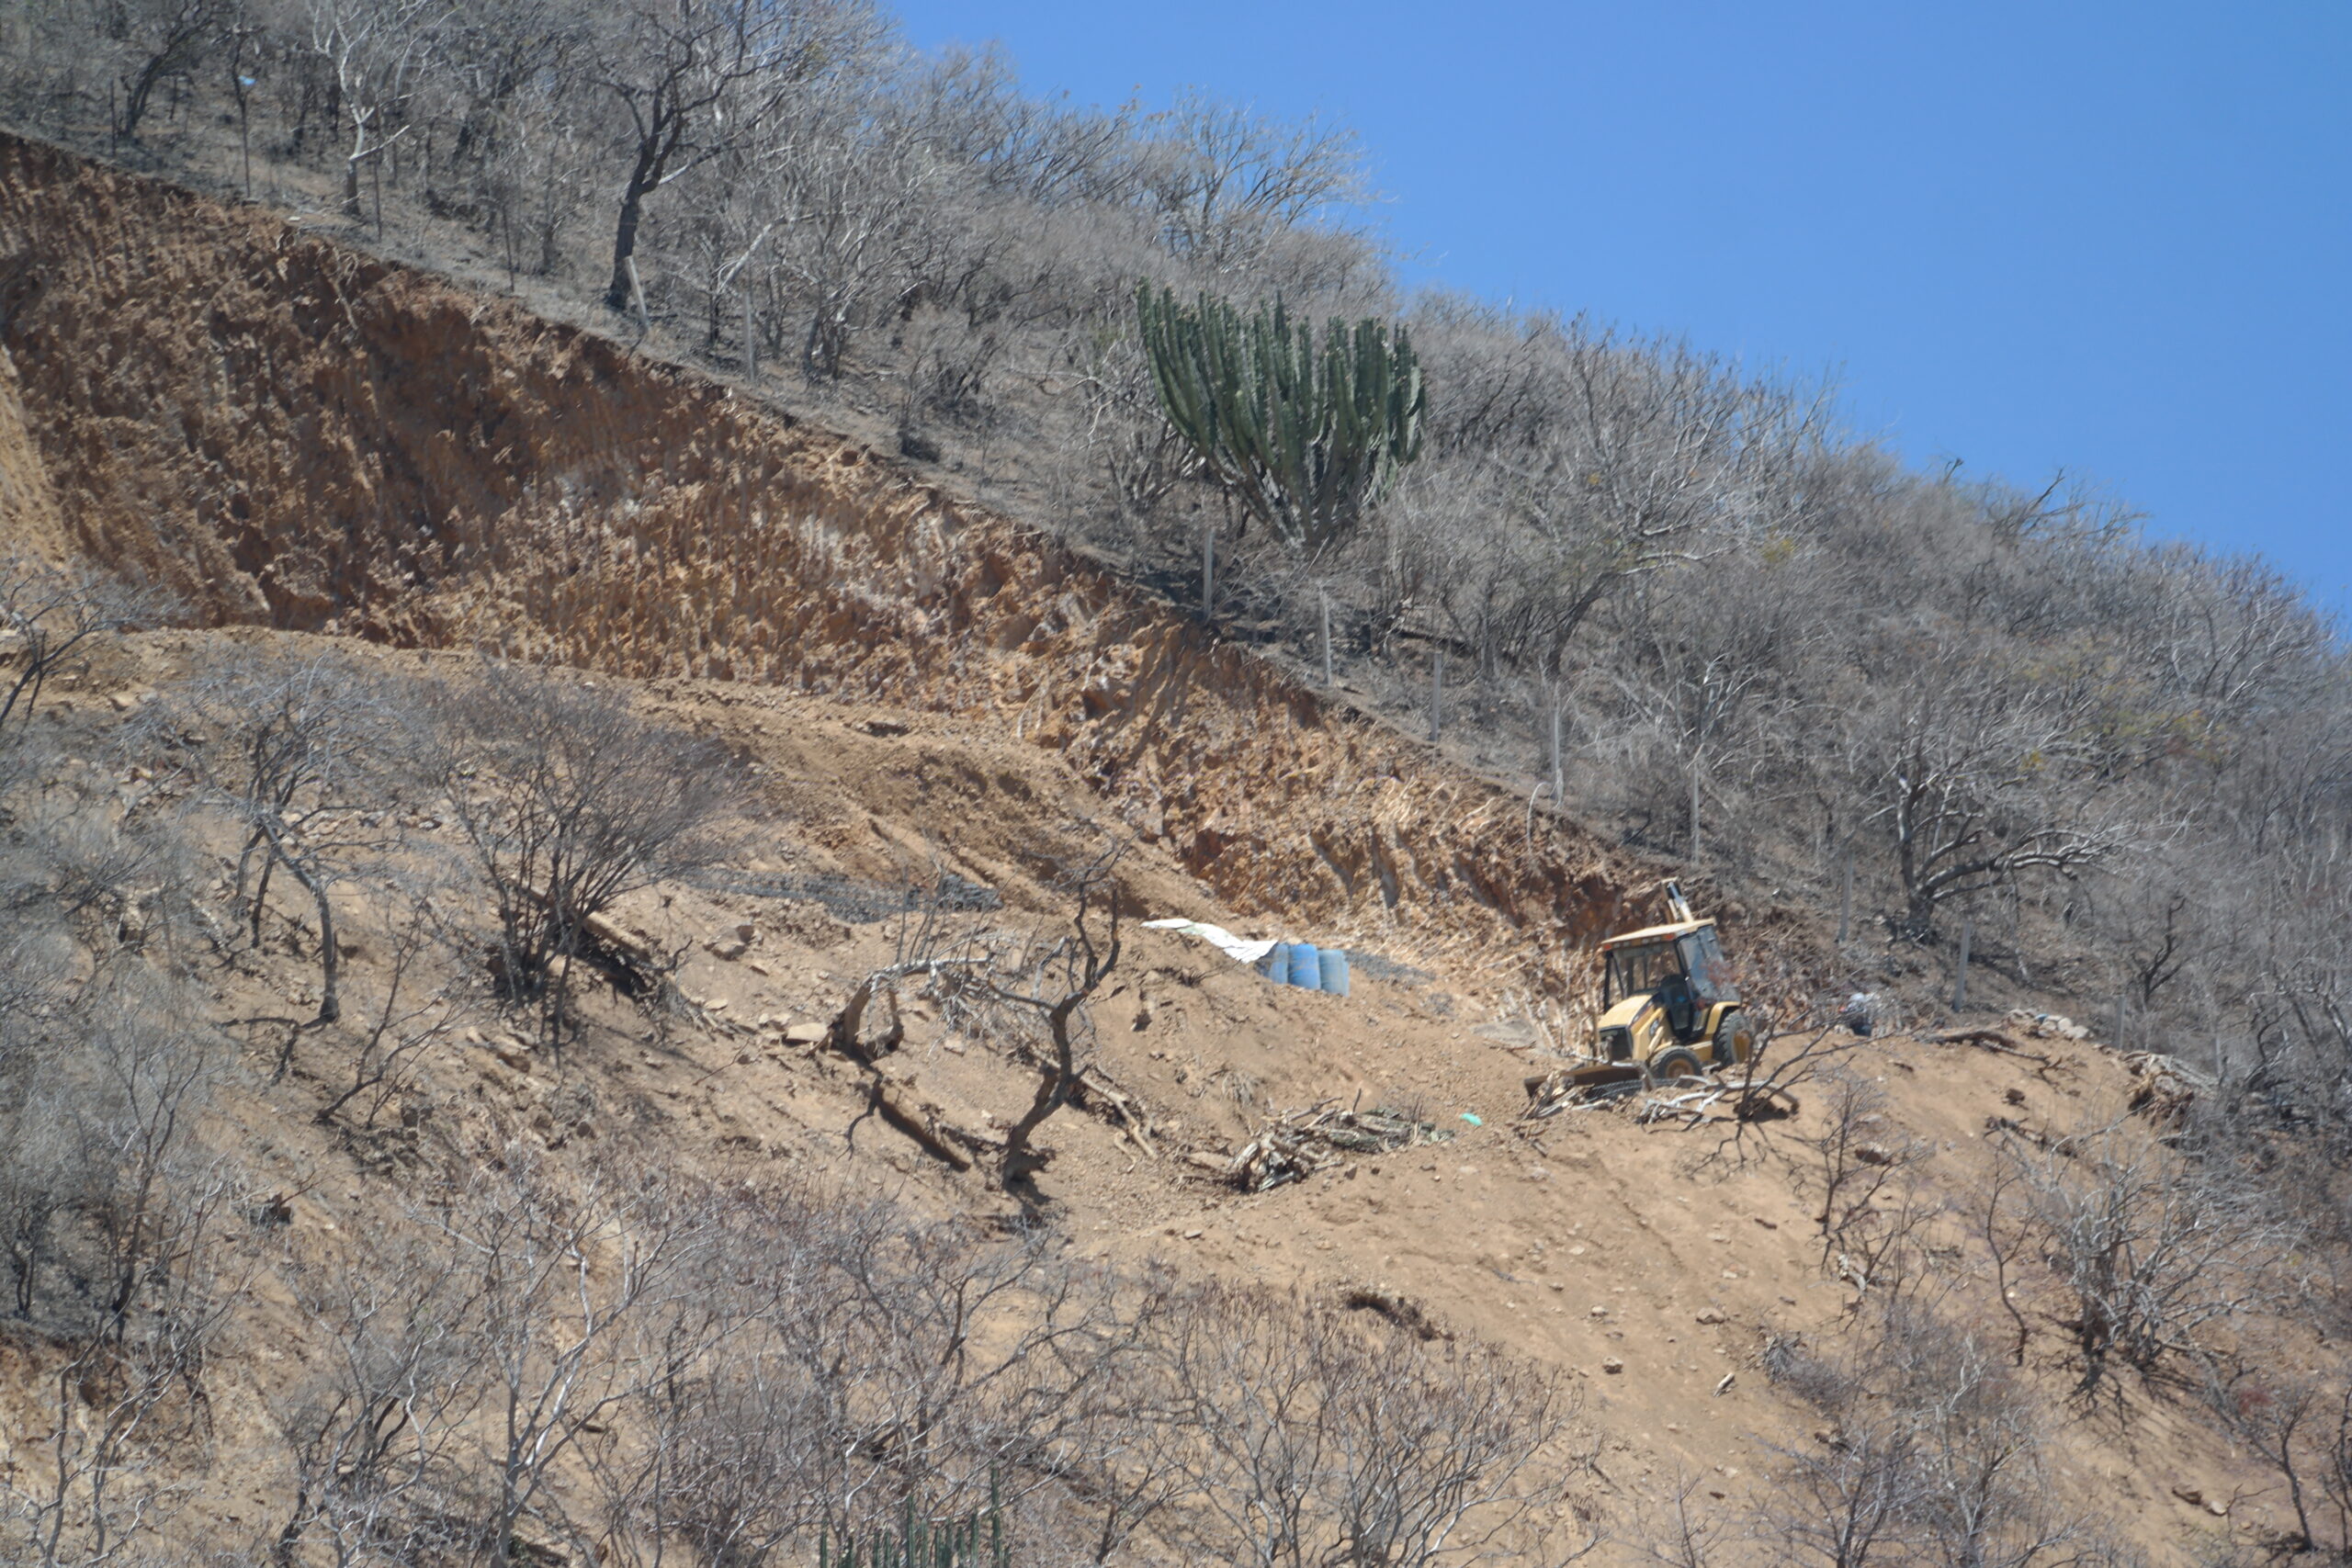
[1140,918,1277,965]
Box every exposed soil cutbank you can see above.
[0,132,1837,994]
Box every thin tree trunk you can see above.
[301,864,340,1025]
[122,59,170,141]
[1001,998,1080,1187]
[1952,917,1972,1012]
[605,153,660,309]
[342,118,365,219]
[1549,705,1565,805]
[1688,754,1702,863]
[1201,521,1216,619]
[1319,589,1332,684]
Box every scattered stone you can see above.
[2007,1008,2089,1041]
[1600,1358,1624,1374]
[1589,1305,1609,1318]
[1695,1308,1728,1325]
[1853,1143,1897,1167]
[782,1021,828,1045]
[746,960,771,976]
[2171,1486,2204,1507]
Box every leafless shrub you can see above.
[143,648,407,1026]
[0,967,244,1567]
[311,876,467,1132]
[2199,1362,2323,1553]
[1805,1070,1936,1299]
[1755,1299,2097,1568]
[1161,1282,1591,1568]
[829,835,1126,1192]
[425,1140,732,1560]
[1700,1019,1860,1168]
[1634,1472,1731,1568]
[270,1224,492,1565]
[1988,1120,2293,1394]
[419,661,741,1042]
[0,557,164,761]
[6,1247,243,1568]
[581,1175,1151,1565]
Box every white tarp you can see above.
[1141,918,1276,965]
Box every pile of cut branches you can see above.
[1226,1102,1450,1191]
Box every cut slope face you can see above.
[0,132,1766,987]
[0,330,65,561]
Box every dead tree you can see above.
[311,879,465,1129]
[594,0,874,312]
[824,841,1128,1192]
[107,0,231,141]
[153,649,399,1026]
[305,0,447,223]
[993,845,1124,1190]
[420,662,738,1043]
[1991,1120,2293,1395]
[0,557,157,755]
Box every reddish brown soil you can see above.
[0,131,1822,993]
[0,136,2300,1563]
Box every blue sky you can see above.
[892,2,2352,607]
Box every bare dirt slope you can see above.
[0,131,1821,993]
[0,136,2300,1564]
[11,626,2278,1566]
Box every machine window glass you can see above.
[1682,929,1739,1004]
[1606,941,1682,1000]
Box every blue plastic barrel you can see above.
[1260,942,1292,983]
[1318,948,1351,997]
[1287,942,1321,988]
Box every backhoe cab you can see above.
[1579,882,1755,1089]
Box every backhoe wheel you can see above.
[1647,1046,1706,1087]
[1713,1010,1753,1066]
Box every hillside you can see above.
[0,130,2335,1568]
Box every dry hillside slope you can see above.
[0,130,1807,991]
[0,137,2315,1566]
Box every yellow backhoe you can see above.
[1573,882,1755,1089]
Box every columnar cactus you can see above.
[1136,285,1424,551]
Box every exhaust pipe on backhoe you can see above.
[1661,879,1695,926]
